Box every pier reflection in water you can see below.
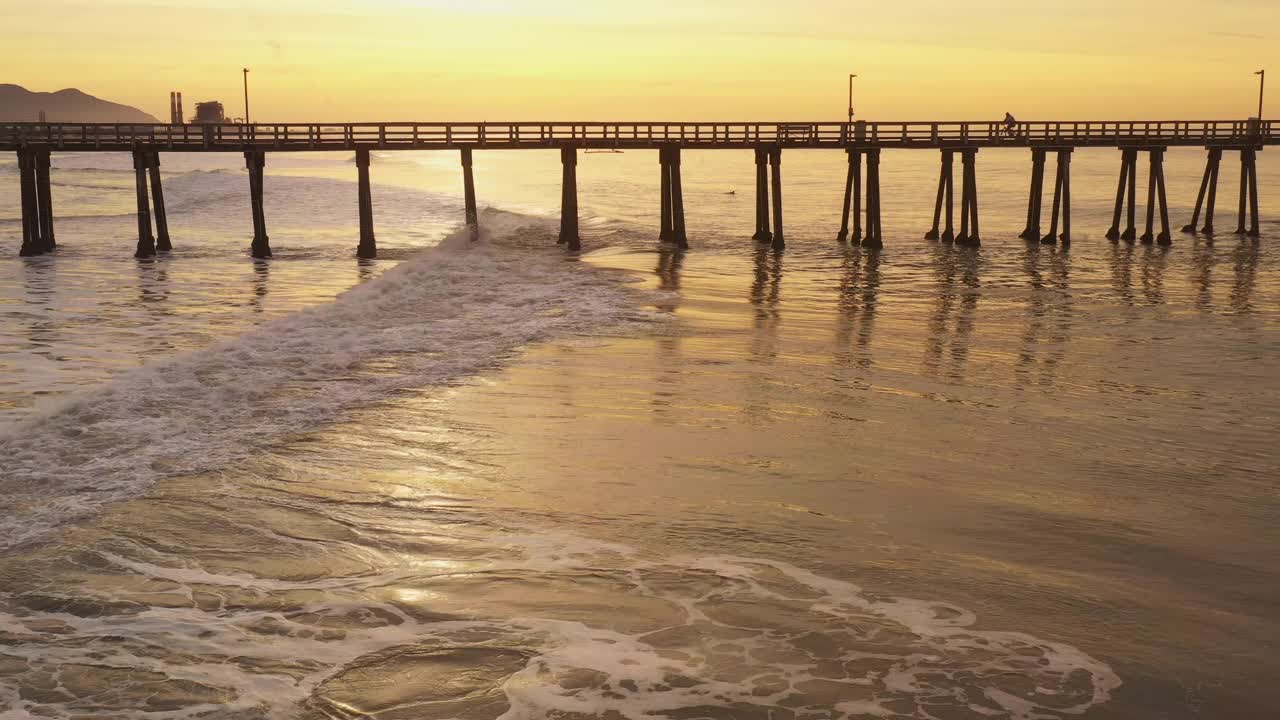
[1017,245,1072,389]
[834,247,881,370]
[923,245,982,380]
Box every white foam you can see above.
[0,216,657,551]
[0,529,1120,719]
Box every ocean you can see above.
[0,145,1276,719]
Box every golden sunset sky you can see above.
[6,0,1277,122]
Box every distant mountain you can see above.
[0,84,160,123]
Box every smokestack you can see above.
[170,92,176,124]
[177,92,184,124]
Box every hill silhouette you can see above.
[0,84,159,123]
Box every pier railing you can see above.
[1,120,1273,151]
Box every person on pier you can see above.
[1003,112,1019,138]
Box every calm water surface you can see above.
[0,146,1276,719]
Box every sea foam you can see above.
[0,214,656,551]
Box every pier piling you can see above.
[660,148,673,243]
[34,151,55,253]
[752,148,771,243]
[1141,154,1157,243]
[862,148,883,249]
[660,144,691,248]
[1153,149,1171,245]
[1203,149,1222,235]
[669,147,688,249]
[925,150,952,241]
[148,153,170,252]
[928,149,976,245]
[852,150,864,244]
[769,147,784,250]
[838,148,860,242]
[1020,149,1046,241]
[659,147,688,249]
[1042,149,1072,244]
[1247,149,1260,237]
[356,148,376,258]
[1062,150,1072,244]
[245,151,271,258]
[461,147,478,227]
[1136,149,1170,244]
[1236,149,1261,236]
[942,150,955,243]
[1183,148,1218,234]
[558,147,580,250]
[133,150,156,258]
[1107,149,1152,243]
[1106,149,1135,240]
[1123,151,1137,241]
[956,149,980,246]
[17,150,40,257]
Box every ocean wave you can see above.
[0,216,660,551]
[0,530,1121,719]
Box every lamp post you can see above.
[1256,69,1265,120]
[847,74,858,124]
[243,68,251,125]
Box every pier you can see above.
[3,119,1275,257]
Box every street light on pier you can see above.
[847,74,858,124]
[1256,69,1265,120]
[243,68,251,125]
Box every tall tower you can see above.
[169,92,186,124]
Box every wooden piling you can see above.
[957,149,980,246]
[1020,149,1044,241]
[356,148,376,258]
[768,147,784,250]
[668,146,688,249]
[17,150,41,257]
[752,148,771,242]
[1234,148,1261,237]
[1061,149,1072,244]
[851,150,863,244]
[558,147,580,250]
[661,148,674,242]
[1123,152,1138,242]
[1153,149,1171,245]
[1203,149,1221,235]
[1042,150,1068,245]
[133,150,156,258]
[1141,151,1158,244]
[925,150,950,240]
[148,153,170,252]
[245,151,271,258]
[1106,150,1131,240]
[1183,149,1213,233]
[839,148,857,242]
[33,150,55,253]
[863,148,883,249]
[1235,149,1249,235]
[942,150,955,243]
[1247,149,1260,237]
[967,149,977,243]
[461,147,478,226]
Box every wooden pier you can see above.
[3,119,1274,257]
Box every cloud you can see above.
[1208,31,1267,40]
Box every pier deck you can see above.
[1,120,1274,153]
